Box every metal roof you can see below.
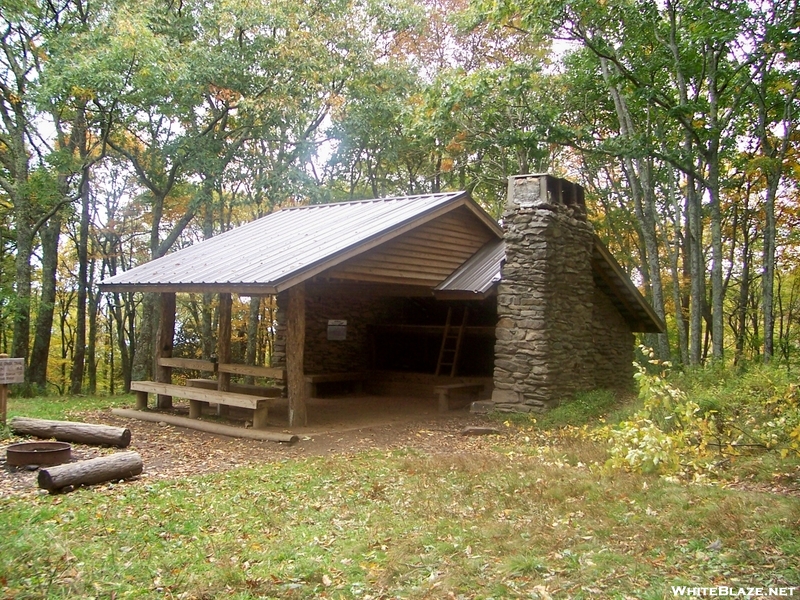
[98,186,663,333]
[433,236,665,333]
[434,239,504,298]
[99,192,503,294]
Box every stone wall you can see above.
[492,175,597,412]
[272,287,397,374]
[591,287,635,391]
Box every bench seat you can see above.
[130,381,270,429]
[185,378,282,398]
[304,372,366,397]
[434,383,485,413]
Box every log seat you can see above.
[130,381,270,429]
[434,383,485,413]
[304,372,366,397]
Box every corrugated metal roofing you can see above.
[434,239,504,296]
[434,235,665,333]
[100,192,488,293]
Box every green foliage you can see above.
[0,394,133,440]
[596,347,800,478]
[532,389,621,429]
[1,427,797,597]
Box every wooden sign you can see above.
[0,358,24,384]
[327,319,347,341]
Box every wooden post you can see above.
[217,293,232,416]
[0,353,8,426]
[0,354,24,425]
[287,283,307,427]
[156,292,176,409]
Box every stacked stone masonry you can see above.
[273,288,398,374]
[492,175,634,412]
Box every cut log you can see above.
[38,451,143,492]
[111,408,299,444]
[10,417,131,448]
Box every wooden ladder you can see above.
[436,306,469,377]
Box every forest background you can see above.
[1,0,798,396]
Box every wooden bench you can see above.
[435,383,485,413]
[185,378,282,398]
[304,372,366,397]
[130,381,270,429]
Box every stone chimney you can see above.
[492,174,596,412]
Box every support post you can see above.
[0,354,24,424]
[217,293,232,416]
[156,292,176,409]
[287,283,307,427]
[0,353,7,426]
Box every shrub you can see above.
[596,348,800,478]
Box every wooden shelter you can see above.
[99,174,664,427]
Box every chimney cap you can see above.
[506,173,586,220]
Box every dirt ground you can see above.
[0,395,497,498]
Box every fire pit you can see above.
[6,441,72,467]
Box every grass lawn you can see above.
[0,395,798,599]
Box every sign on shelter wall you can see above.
[327,320,347,341]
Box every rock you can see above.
[469,401,495,414]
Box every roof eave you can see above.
[273,191,498,292]
[592,236,666,333]
[97,282,280,295]
[433,286,498,301]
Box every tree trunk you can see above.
[10,416,131,447]
[110,291,133,392]
[217,293,232,393]
[245,296,261,385]
[763,178,776,363]
[12,224,33,376]
[38,452,142,492]
[687,170,705,365]
[87,263,99,394]
[202,293,215,359]
[70,175,92,394]
[29,214,61,390]
[668,175,689,366]
[600,58,669,359]
[734,196,751,365]
[706,49,725,362]
[132,293,156,381]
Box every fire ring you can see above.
[6,441,72,467]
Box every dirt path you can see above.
[1,396,497,498]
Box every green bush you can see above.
[596,348,800,478]
[537,389,620,428]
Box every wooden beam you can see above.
[156,292,176,409]
[218,363,285,380]
[131,381,266,410]
[217,293,232,415]
[306,280,434,298]
[157,357,217,372]
[287,283,307,427]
